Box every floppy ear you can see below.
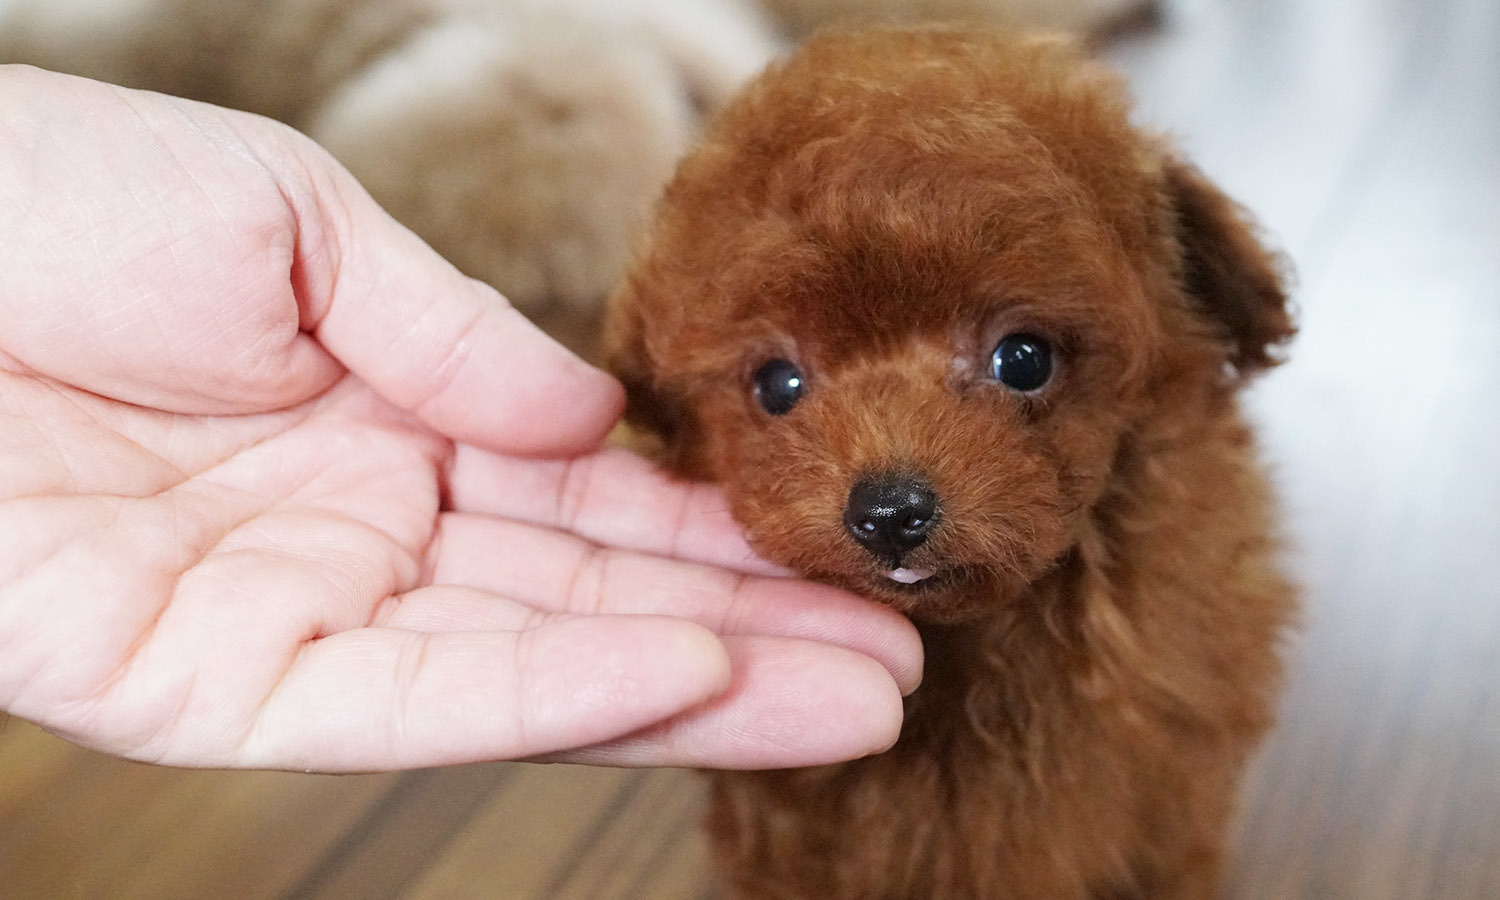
[1164,159,1296,376]
[602,285,694,463]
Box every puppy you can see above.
[607,26,1296,900]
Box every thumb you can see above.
[0,67,621,448]
[251,118,625,456]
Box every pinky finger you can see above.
[541,635,906,770]
[234,616,731,772]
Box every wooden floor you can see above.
[3,0,1497,896]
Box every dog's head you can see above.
[606,28,1292,622]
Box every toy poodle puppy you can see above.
[607,26,1296,900]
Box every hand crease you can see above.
[237,636,316,764]
[73,566,190,756]
[390,630,432,757]
[562,542,610,617]
[720,571,754,636]
[509,629,535,753]
[668,482,700,562]
[554,454,593,534]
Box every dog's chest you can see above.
[710,620,1142,899]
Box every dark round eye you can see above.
[989,333,1053,392]
[752,359,806,415]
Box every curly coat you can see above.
[607,26,1296,899]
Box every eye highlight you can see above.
[989,333,1053,392]
[752,358,807,415]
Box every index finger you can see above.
[446,443,785,577]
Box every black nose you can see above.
[843,475,940,562]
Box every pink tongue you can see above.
[886,567,936,585]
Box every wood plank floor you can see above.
[2,0,1497,896]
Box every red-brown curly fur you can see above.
[606,25,1296,900]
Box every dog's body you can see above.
[608,27,1295,899]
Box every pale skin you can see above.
[0,66,922,773]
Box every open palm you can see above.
[0,67,919,772]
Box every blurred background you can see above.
[2,0,1496,896]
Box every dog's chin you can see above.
[828,566,1001,625]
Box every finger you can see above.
[447,444,784,576]
[311,242,624,457]
[237,616,730,771]
[372,586,538,633]
[543,636,906,769]
[430,513,923,695]
[0,69,622,436]
[232,103,626,455]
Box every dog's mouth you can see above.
[885,566,939,585]
[854,563,994,623]
[794,550,992,623]
[873,564,960,597]
[858,560,970,602]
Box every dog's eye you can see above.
[751,359,806,415]
[990,334,1053,392]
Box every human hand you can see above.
[0,66,921,772]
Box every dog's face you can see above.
[607,28,1291,622]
